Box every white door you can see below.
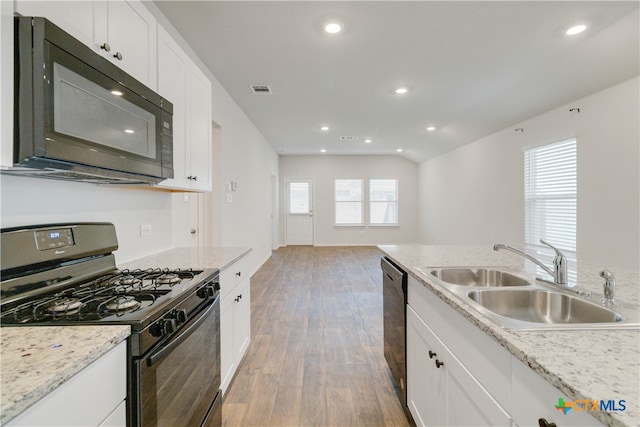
[285,178,314,245]
[271,174,278,250]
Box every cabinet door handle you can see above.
[113,51,123,61]
[236,271,242,277]
[428,350,436,359]
[100,42,111,52]
[435,359,444,368]
[538,418,556,427]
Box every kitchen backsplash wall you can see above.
[419,76,640,271]
[0,175,173,263]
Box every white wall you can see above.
[0,176,174,263]
[280,155,419,246]
[419,77,639,270]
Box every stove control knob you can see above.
[174,309,187,324]
[162,318,177,336]
[197,285,215,299]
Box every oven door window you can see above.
[137,299,220,427]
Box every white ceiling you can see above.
[154,1,639,163]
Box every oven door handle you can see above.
[147,297,218,367]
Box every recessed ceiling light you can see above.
[395,87,408,95]
[566,24,586,35]
[111,90,123,96]
[325,23,342,34]
[320,149,327,153]
[426,126,436,131]
[396,148,403,153]
[321,126,330,131]
[364,139,372,143]
[124,129,135,134]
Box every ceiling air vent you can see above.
[249,84,272,95]
[339,136,359,141]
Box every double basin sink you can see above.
[416,267,639,330]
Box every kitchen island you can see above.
[379,244,640,427]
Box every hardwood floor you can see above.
[222,246,410,427]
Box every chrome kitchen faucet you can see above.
[493,239,568,286]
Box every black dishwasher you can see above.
[381,256,412,422]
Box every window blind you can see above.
[524,139,577,282]
[369,179,398,224]
[335,179,363,224]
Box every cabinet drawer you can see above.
[511,357,602,427]
[220,256,248,300]
[408,275,511,411]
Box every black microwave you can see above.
[10,16,173,184]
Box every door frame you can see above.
[284,177,314,246]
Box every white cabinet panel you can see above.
[15,0,157,89]
[407,306,510,427]
[103,0,157,88]
[157,25,189,189]
[220,254,251,394]
[6,341,126,427]
[407,306,446,427]
[186,64,212,191]
[511,357,602,427]
[156,28,212,192]
[14,1,98,47]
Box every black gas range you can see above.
[1,223,222,427]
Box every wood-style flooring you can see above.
[222,246,410,427]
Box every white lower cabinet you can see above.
[220,255,251,394]
[511,357,601,427]
[407,306,510,427]
[407,275,603,427]
[6,341,127,427]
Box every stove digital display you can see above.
[35,228,75,250]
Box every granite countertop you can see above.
[0,325,130,424]
[378,244,640,427]
[117,246,252,272]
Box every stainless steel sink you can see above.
[467,289,623,324]
[429,268,531,287]
[415,265,639,330]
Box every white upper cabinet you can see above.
[100,1,157,89]
[186,64,212,192]
[157,27,212,192]
[15,0,157,89]
[14,1,98,48]
[157,26,189,189]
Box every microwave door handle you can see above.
[147,298,217,367]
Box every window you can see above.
[289,182,310,214]
[524,138,577,280]
[335,179,363,224]
[370,179,398,225]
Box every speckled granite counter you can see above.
[118,246,252,272]
[379,244,640,427]
[0,325,130,424]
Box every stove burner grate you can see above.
[47,298,84,314]
[103,295,141,312]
